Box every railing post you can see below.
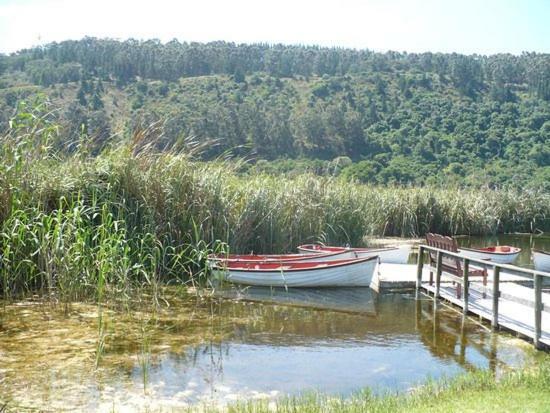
[435,251,442,300]
[462,258,469,316]
[492,266,500,330]
[534,273,542,349]
[416,246,424,292]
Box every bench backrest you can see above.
[425,232,461,272]
[425,233,458,252]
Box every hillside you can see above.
[0,38,549,187]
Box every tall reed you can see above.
[0,100,548,301]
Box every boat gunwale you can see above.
[208,250,349,262]
[212,255,378,273]
[297,244,400,253]
[460,246,522,256]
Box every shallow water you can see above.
[0,287,536,412]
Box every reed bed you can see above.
[0,106,549,300]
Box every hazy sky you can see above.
[0,0,548,55]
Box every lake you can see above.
[0,286,536,411]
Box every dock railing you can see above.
[416,245,550,349]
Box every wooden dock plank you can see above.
[372,263,534,292]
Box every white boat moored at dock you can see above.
[533,250,550,279]
[458,246,521,264]
[211,256,378,287]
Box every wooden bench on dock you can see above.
[426,233,487,298]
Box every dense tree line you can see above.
[0,38,549,188]
[3,39,548,99]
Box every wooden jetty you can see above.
[371,248,550,349]
[386,245,550,349]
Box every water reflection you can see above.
[215,286,379,315]
[417,300,503,373]
[0,288,534,411]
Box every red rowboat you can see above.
[297,244,410,264]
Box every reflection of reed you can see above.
[203,297,226,399]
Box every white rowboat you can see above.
[297,244,411,264]
[211,256,378,287]
[533,250,550,272]
[458,246,521,264]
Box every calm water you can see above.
[0,287,535,411]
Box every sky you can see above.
[0,0,548,55]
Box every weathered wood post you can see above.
[492,266,500,330]
[462,258,470,316]
[435,251,442,300]
[416,246,424,293]
[534,273,542,349]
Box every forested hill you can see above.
[0,38,549,188]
